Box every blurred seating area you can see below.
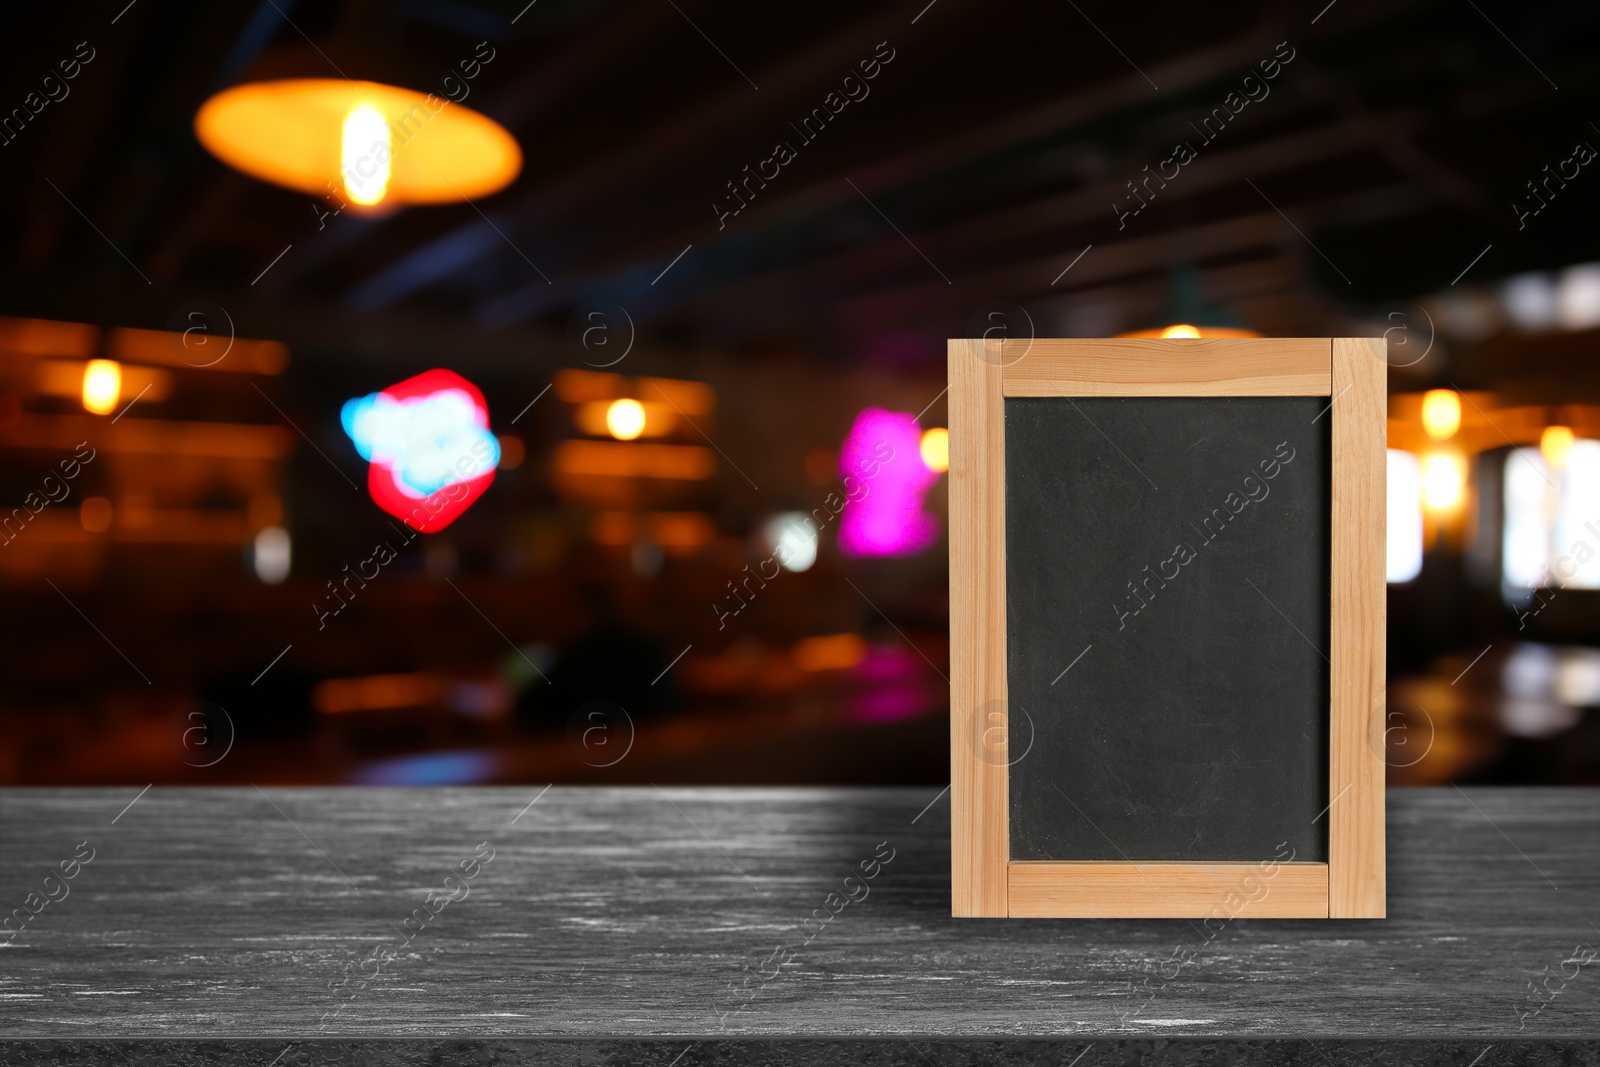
[0,315,952,785]
[3,0,1599,786]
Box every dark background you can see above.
[1,0,1598,787]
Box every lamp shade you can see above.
[1116,263,1260,338]
[195,78,521,207]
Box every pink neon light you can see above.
[836,408,939,557]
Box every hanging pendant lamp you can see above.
[194,28,520,210]
[1117,262,1262,338]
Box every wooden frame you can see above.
[948,337,1386,918]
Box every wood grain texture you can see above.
[1008,862,1328,918]
[0,787,1593,1042]
[947,339,1009,917]
[1001,337,1332,396]
[6,1039,1598,1066]
[1329,338,1387,918]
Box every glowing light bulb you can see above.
[253,526,292,584]
[1541,425,1575,468]
[342,105,391,206]
[1160,324,1201,338]
[1420,389,1461,441]
[1421,451,1465,512]
[82,359,121,415]
[920,427,949,473]
[764,513,818,572]
[605,398,646,441]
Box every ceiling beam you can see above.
[464,14,1298,325]
[655,111,1428,334]
[828,184,1430,336]
[466,0,1456,328]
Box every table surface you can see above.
[0,786,1595,1040]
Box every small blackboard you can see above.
[948,337,1387,919]
[1005,396,1328,863]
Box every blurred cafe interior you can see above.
[1,0,1598,787]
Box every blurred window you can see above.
[1503,440,1600,589]
[1387,449,1423,583]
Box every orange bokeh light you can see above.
[1420,389,1462,441]
[1118,325,1263,339]
[604,398,647,441]
[554,441,715,480]
[1541,425,1575,468]
[81,359,121,414]
[195,79,521,206]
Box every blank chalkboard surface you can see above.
[1005,396,1330,863]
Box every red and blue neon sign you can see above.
[340,368,499,533]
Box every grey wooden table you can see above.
[0,786,1596,1066]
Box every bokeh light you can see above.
[81,359,121,415]
[1421,389,1462,441]
[605,398,647,441]
[1541,425,1575,468]
[1421,451,1465,512]
[919,427,949,473]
